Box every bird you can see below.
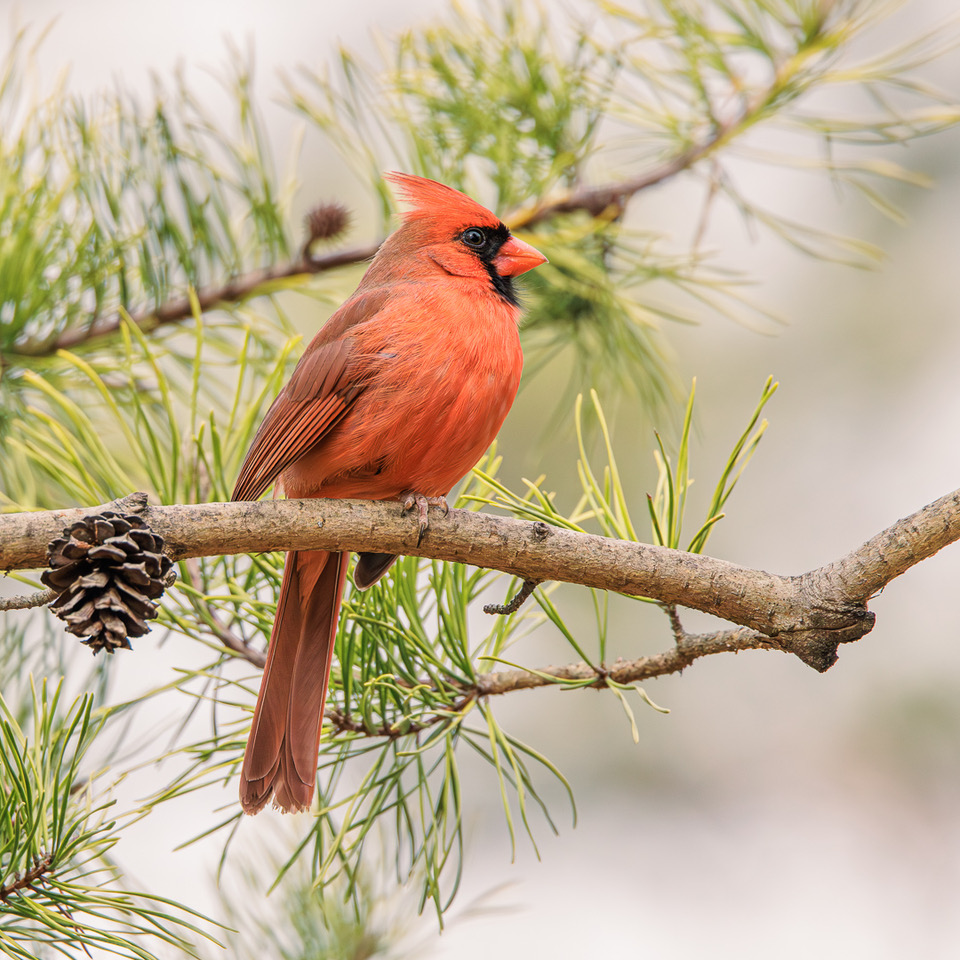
[232,172,547,814]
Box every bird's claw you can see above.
[401,492,449,546]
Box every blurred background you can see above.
[9,0,960,956]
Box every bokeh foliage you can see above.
[1,1,958,955]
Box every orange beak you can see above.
[493,236,548,277]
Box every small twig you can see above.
[0,588,57,612]
[511,115,741,231]
[325,694,476,740]
[0,854,53,901]
[210,623,266,669]
[475,627,779,697]
[182,558,266,669]
[663,603,686,645]
[483,579,539,615]
[316,628,778,743]
[10,245,379,358]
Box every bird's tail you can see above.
[240,550,347,814]
[353,551,398,590]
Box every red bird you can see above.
[232,173,547,814]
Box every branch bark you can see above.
[474,628,777,695]
[0,855,52,902]
[4,487,959,673]
[510,115,740,230]
[9,245,380,358]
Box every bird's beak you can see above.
[493,236,548,277]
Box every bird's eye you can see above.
[462,228,486,248]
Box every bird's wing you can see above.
[231,289,388,503]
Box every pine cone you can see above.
[41,511,173,655]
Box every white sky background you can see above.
[6,1,960,957]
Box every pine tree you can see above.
[2,2,960,955]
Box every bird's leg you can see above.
[401,492,450,546]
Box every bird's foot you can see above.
[401,492,450,546]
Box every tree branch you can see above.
[0,855,53,902]
[510,115,740,230]
[9,245,379,358]
[320,629,777,741]
[8,106,749,359]
[4,487,959,673]
[474,628,777,695]
[0,587,57,612]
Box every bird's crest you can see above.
[384,172,501,228]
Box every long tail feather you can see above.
[240,550,348,814]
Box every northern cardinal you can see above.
[232,173,547,814]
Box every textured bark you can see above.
[4,487,960,673]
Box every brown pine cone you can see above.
[41,511,173,654]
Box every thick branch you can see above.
[809,488,960,602]
[0,497,813,634]
[4,488,959,672]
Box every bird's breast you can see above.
[283,285,524,500]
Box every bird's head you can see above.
[379,172,547,305]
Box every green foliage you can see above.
[469,377,777,744]
[647,376,778,553]
[0,27,308,510]
[469,378,777,558]
[1,304,296,510]
[518,220,681,416]
[0,680,218,959]
[287,4,616,215]
[625,0,930,269]
[0,29,291,362]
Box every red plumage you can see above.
[233,173,546,814]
